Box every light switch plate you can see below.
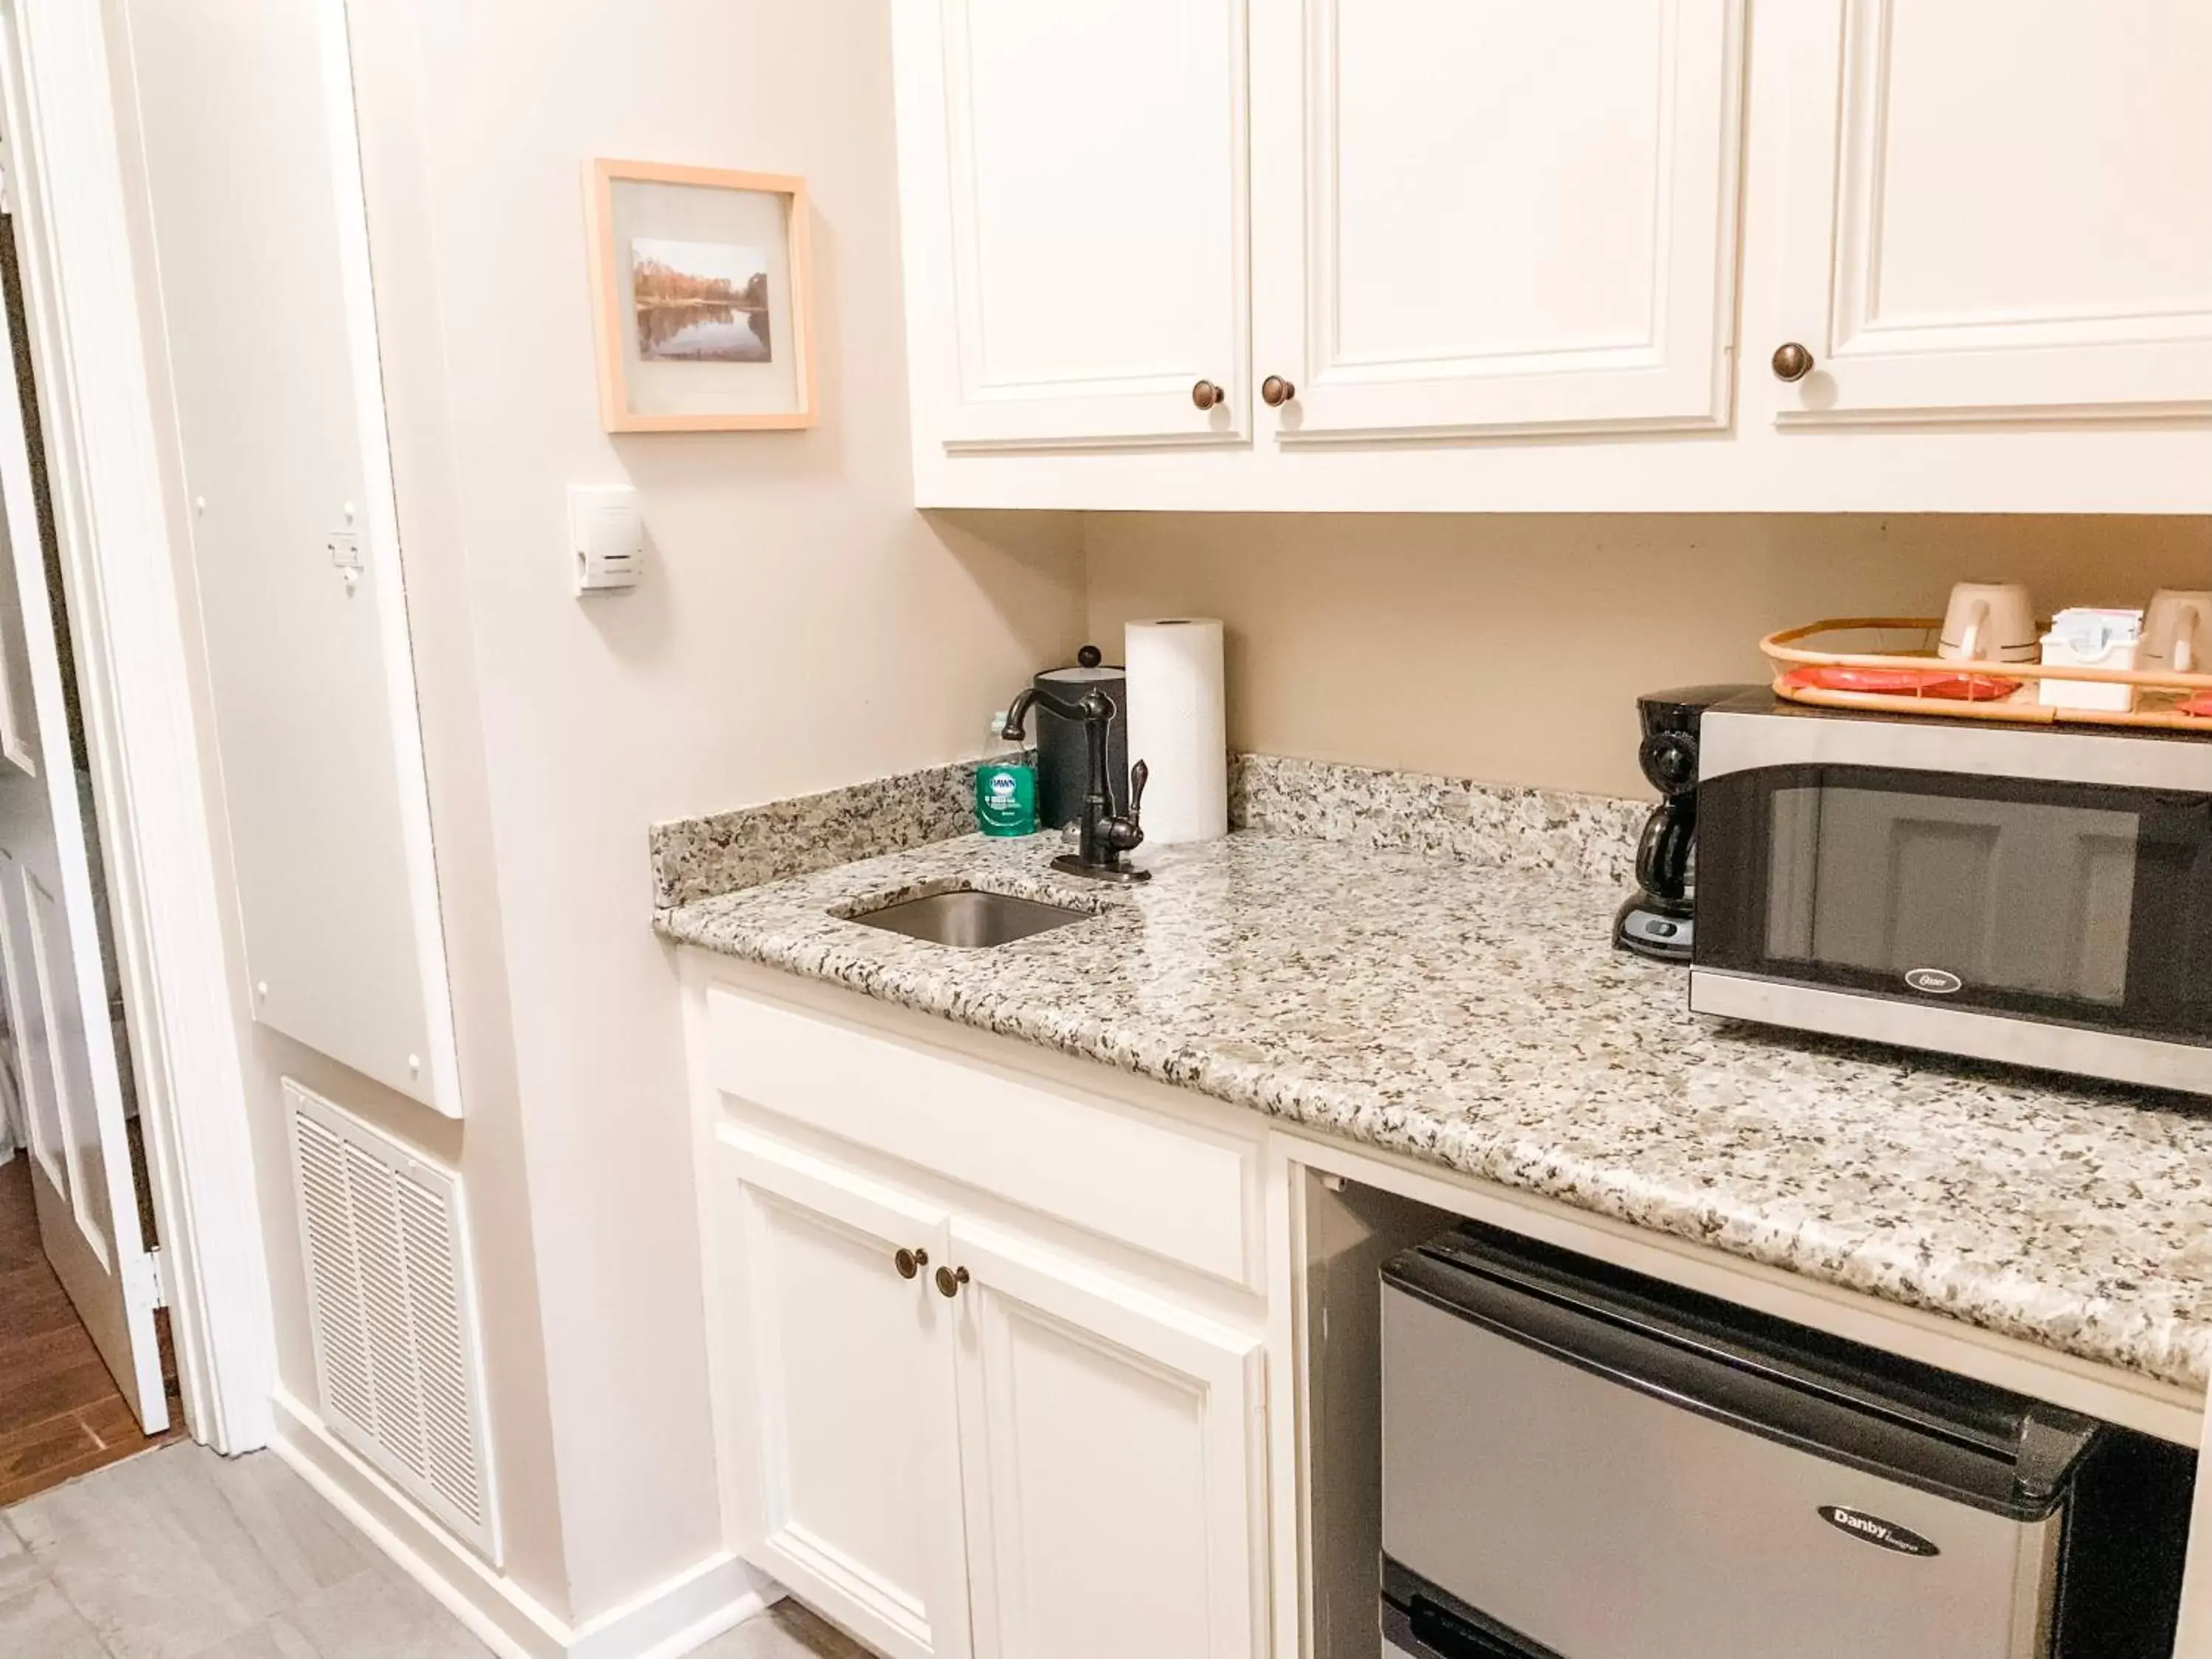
[568,484,642,595]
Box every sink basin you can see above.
[844,888,1091,948]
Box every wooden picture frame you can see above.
[585,159,818,432]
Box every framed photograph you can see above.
[585,159,816,432]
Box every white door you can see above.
[895,0,1250,448]
[1249,0,1745,439]
[1767,0,2212,422]
[0,229,165,1431]
[719,1127,971,1659]
[946,1218,1267,1659]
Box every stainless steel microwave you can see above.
[1691,696,2212,1094]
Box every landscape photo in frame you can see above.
[587,159,815,431]
[630,237,771,363]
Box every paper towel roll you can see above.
[1124,618,1228,846]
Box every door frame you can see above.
[0,0,274,1452]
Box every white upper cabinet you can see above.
[892,0,2212,509]
[894,0,1250,448]
[1767,0,2212,422]
[1249,0,1745,438]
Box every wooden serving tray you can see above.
[1761,617,2212,734]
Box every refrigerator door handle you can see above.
[1382,1582,1563,1659]
[1408,1597,1531,1658]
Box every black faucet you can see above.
[1001,687,1150,883]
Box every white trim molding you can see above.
[0,0,273,1447]
[271,1388,776,1659]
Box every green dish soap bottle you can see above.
[976,715,1037,837]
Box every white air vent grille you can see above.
[287,1081,499,1562]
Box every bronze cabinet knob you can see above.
[1190,379,1225,411]
[894,1247,929,1280]
[1771,342,1815,383]
[1260,375,1295,408]
[933,1264,970,1298]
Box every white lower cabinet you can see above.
[715,1124,1269,1659]
[949,1219,1267,1659]
[720,1127,973,1659]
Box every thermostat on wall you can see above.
[568,484,642,595]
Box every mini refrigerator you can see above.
[1380,1225,2184,1659]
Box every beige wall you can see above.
[1086,514,2212,800]
[359,0,1085,1618]
[119,0,1085,1627]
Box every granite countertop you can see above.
[658,822,2212,1395]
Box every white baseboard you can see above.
[568,1549,771,1659]
[269,1386,774,1658]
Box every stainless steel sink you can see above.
[844,888,1091,948]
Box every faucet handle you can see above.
[1099,760,1150,856]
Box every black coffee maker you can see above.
[1613,684,1760,963]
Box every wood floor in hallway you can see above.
[0,1148,182,1505]
[1,1439,871,1657]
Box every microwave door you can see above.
[1765,784,2140,1007]
[1695,754,2212,1083]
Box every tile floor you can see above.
[0,1441,866,1658]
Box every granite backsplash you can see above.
[650,751,1649,912]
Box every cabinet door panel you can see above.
[949,1220,1267,1659]
[905,0,1249,448]
[720,1127,970,1659]
[1252,0,1744,437]
[1770,0,2212,420]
